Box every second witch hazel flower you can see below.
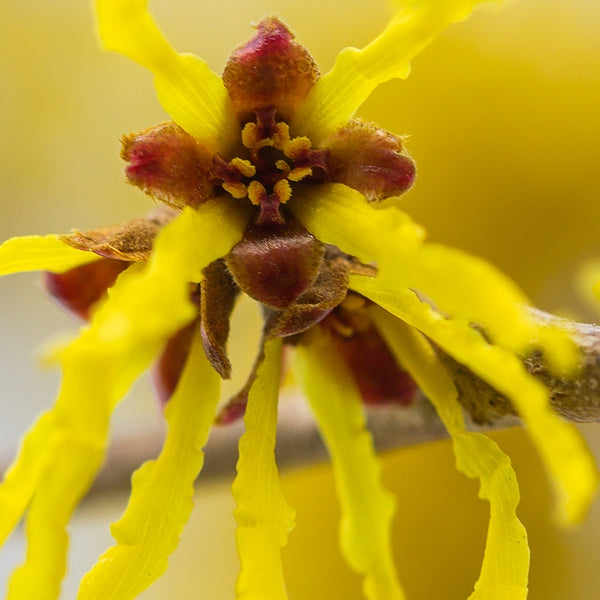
[0,1,597,599]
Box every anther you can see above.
[273,179,292,204]
[275,159,291,176]
[222,182,248,199]
[241,123,260,149]
[247,180,267,206]
[230,157,256,178]
[284,136,312,160]
[272,122,291,150]
[288,166,312,182]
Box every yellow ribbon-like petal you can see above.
[0,234,100,276]
[289,183,576,373]
[96,0,237,151]
[232,338,296,600]
[78,329,220,600]
[3,203,247,600]
[0,411,55,546]
[295,336,406,600]
[293,0,495,143]
[351,274,598,524]
[372,309,529,599]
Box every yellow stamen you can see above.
[256,138,275,151]
[230,158,256,178]
[288,166,312,182]
[247,180,266,206]
[241,122,260,149]
[223,182,248,199]
[272,122,291,150]
[284,136,311,160]
[274,160,291,176]
[274,179,292,204]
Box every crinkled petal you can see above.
[294,337,405,600]
[232,338,296,600]
[0,412,54,546]
[78,329,220,599]
[96,0,237,151]
[3,204,247,599]
[351,274,598,524]
[0,234,100,277]
[289,183,424,261]
[372,310,529,599]
[293,0,495,142]
[289,183,576,372]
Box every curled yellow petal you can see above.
[391,243,577,373]
[0,411,55,546]
[78,329,220,600]
[232,338,296,600]
[4,204,247,599]
[289,183,424,263]
[0,234,100,277]
[96,0,237,151]
[293,0,495,143]
[352,274,598,524]
[295,336,405,600]
[372,309,529,599]
[289,183,576,372]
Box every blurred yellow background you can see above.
[1,0,600,598]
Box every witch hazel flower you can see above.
[0,1,597,599]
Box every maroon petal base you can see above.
[152,321,196,407]
[43,258,130,321]
[331,324,418,406]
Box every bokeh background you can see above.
[1,0,600,598]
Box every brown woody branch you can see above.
[441,308,600,424]
[2,309,599,496]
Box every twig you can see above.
[1,308,598,496]
[441,308,600,424]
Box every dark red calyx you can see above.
[152,321,196,407]
[43,258,130,321]
[263,248,352,338]
[325,294,418,406]
[121,122,215,209]
[222,17,319,123]
[215,398,248,425]
[225,218,325,309]
[324,119,416,202]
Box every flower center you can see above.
[210,107,328,226]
